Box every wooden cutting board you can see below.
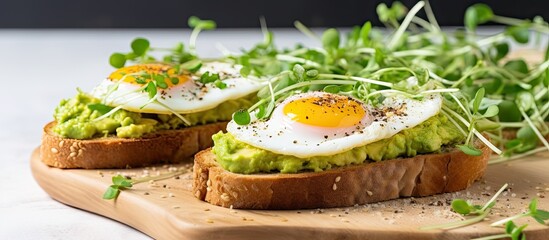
[31,148,549,240]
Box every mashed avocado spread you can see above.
[53,92,255,139]
[212,115,464,174]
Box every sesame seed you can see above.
[335,176,341,183]
[220,193,230,202]
[50,148,58,154]
[367,190,373,196]
[332,183,338,191]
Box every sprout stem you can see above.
[489,147,548,165]
[294,21,320,41]
[389,1,425,50]
[518,106,549,151]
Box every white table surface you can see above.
[0,29,318,240]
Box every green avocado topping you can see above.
[53,91,255,139]
[211,114,465,174]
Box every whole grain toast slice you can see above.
[40,121,227,169]
[192,142,490,210]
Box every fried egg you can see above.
[226,92,443,158]
[91,62,263,114]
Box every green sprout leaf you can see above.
[292,64,306,81]
[103,185,121,200]
[135,76,147,84]
[323,85,340,93]
[103,175,133,200]
[475,119,500,131]
[233,109,251,125]
[145,81,157,99]
[131,38,150,56]
[472,88,486,114]
[504,126,538,154]
[483,105,499,118]
[199,71,220,84]
[187,16,201,28]
[112,175,133,188]
[452,199,474,215]
[498,100,522,122]
[511,224,528,240]
[492,42,510,62]
[240,66,251,77]
[458,145,483,156]
[170,77,179,85]
[501,221,528,240]
[506,26,530,44]
[465,3,494,31]
[214,80,227,89]
[377,2,407,24]
[360,21,372,46]
[88,103,114,115]
[478,98,502,111]
[322,28,340,50]
[255,104,266,119]
[306,69,319,79]
[516,91,534,110]
[535,210,549,224]
[109,53,127,68]
[528,197,538,213]
[154,75,168,89]
[505,59,529,74]
[180,59,202,73]
[505,221,517,234]
[188,16,216,30]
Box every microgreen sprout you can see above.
[103,171,187,200]
[490,198,549,227]
[105,2,549,160]
[472,221,528,240]
[420,183,508,230]
[108,16,217,68]
[87,103,114,115]
[188,16,217,54]
[233,109,251,125]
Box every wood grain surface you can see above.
[31,148,549,240]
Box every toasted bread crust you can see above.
[40,121,227,169]
[192,142,490,210]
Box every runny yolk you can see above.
[283,95,366,128]
[108,64,189,87]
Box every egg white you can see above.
[226,92,443,158]
[91,62,264,114]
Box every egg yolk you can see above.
[108,64,189,87]
[283,95,366,128]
